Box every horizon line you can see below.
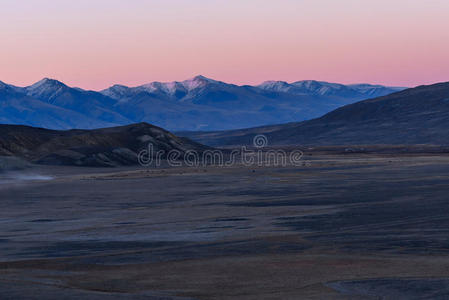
[1,75,413,92]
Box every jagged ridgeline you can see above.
[0,76,404,131]
[181,82,449,146]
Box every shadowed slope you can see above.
[0,123,208,167]
[180,82,449,146]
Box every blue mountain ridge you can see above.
[0,76,405,131]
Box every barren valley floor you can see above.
[2,153,449,299]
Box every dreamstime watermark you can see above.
[138,134,303,167]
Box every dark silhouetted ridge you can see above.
[0,123,209,167]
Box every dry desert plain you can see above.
[2,150,449,299]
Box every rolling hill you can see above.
[179,82,449,146]
[0,123,207,167]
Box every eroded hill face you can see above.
[180,82,449,147]
[0,123,208,167]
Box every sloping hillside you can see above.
[0,123,208,167]
[180,82,449,146]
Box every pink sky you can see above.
[1,0,449,90]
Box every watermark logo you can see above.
[138,134,303,167]
[253,134,268,148]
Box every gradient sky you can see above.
[1,0,449,90]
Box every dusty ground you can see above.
[2,153,449,299]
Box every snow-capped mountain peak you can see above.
[29,78,67,89]
[182,75,214,90]
[101,75,225,100]
[292,80,342,89]
[136,75,221,98]
[100,84,132,100]
[258,81,292,92]
[26,78,68,100]
[26,78,67,91]
[140,81,186,96]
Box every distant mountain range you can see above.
[180,82,449,146]
[2,81,448,168]
[0,76,404,131]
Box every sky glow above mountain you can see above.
[1,0,449,90]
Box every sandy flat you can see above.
[1,154,449,299]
